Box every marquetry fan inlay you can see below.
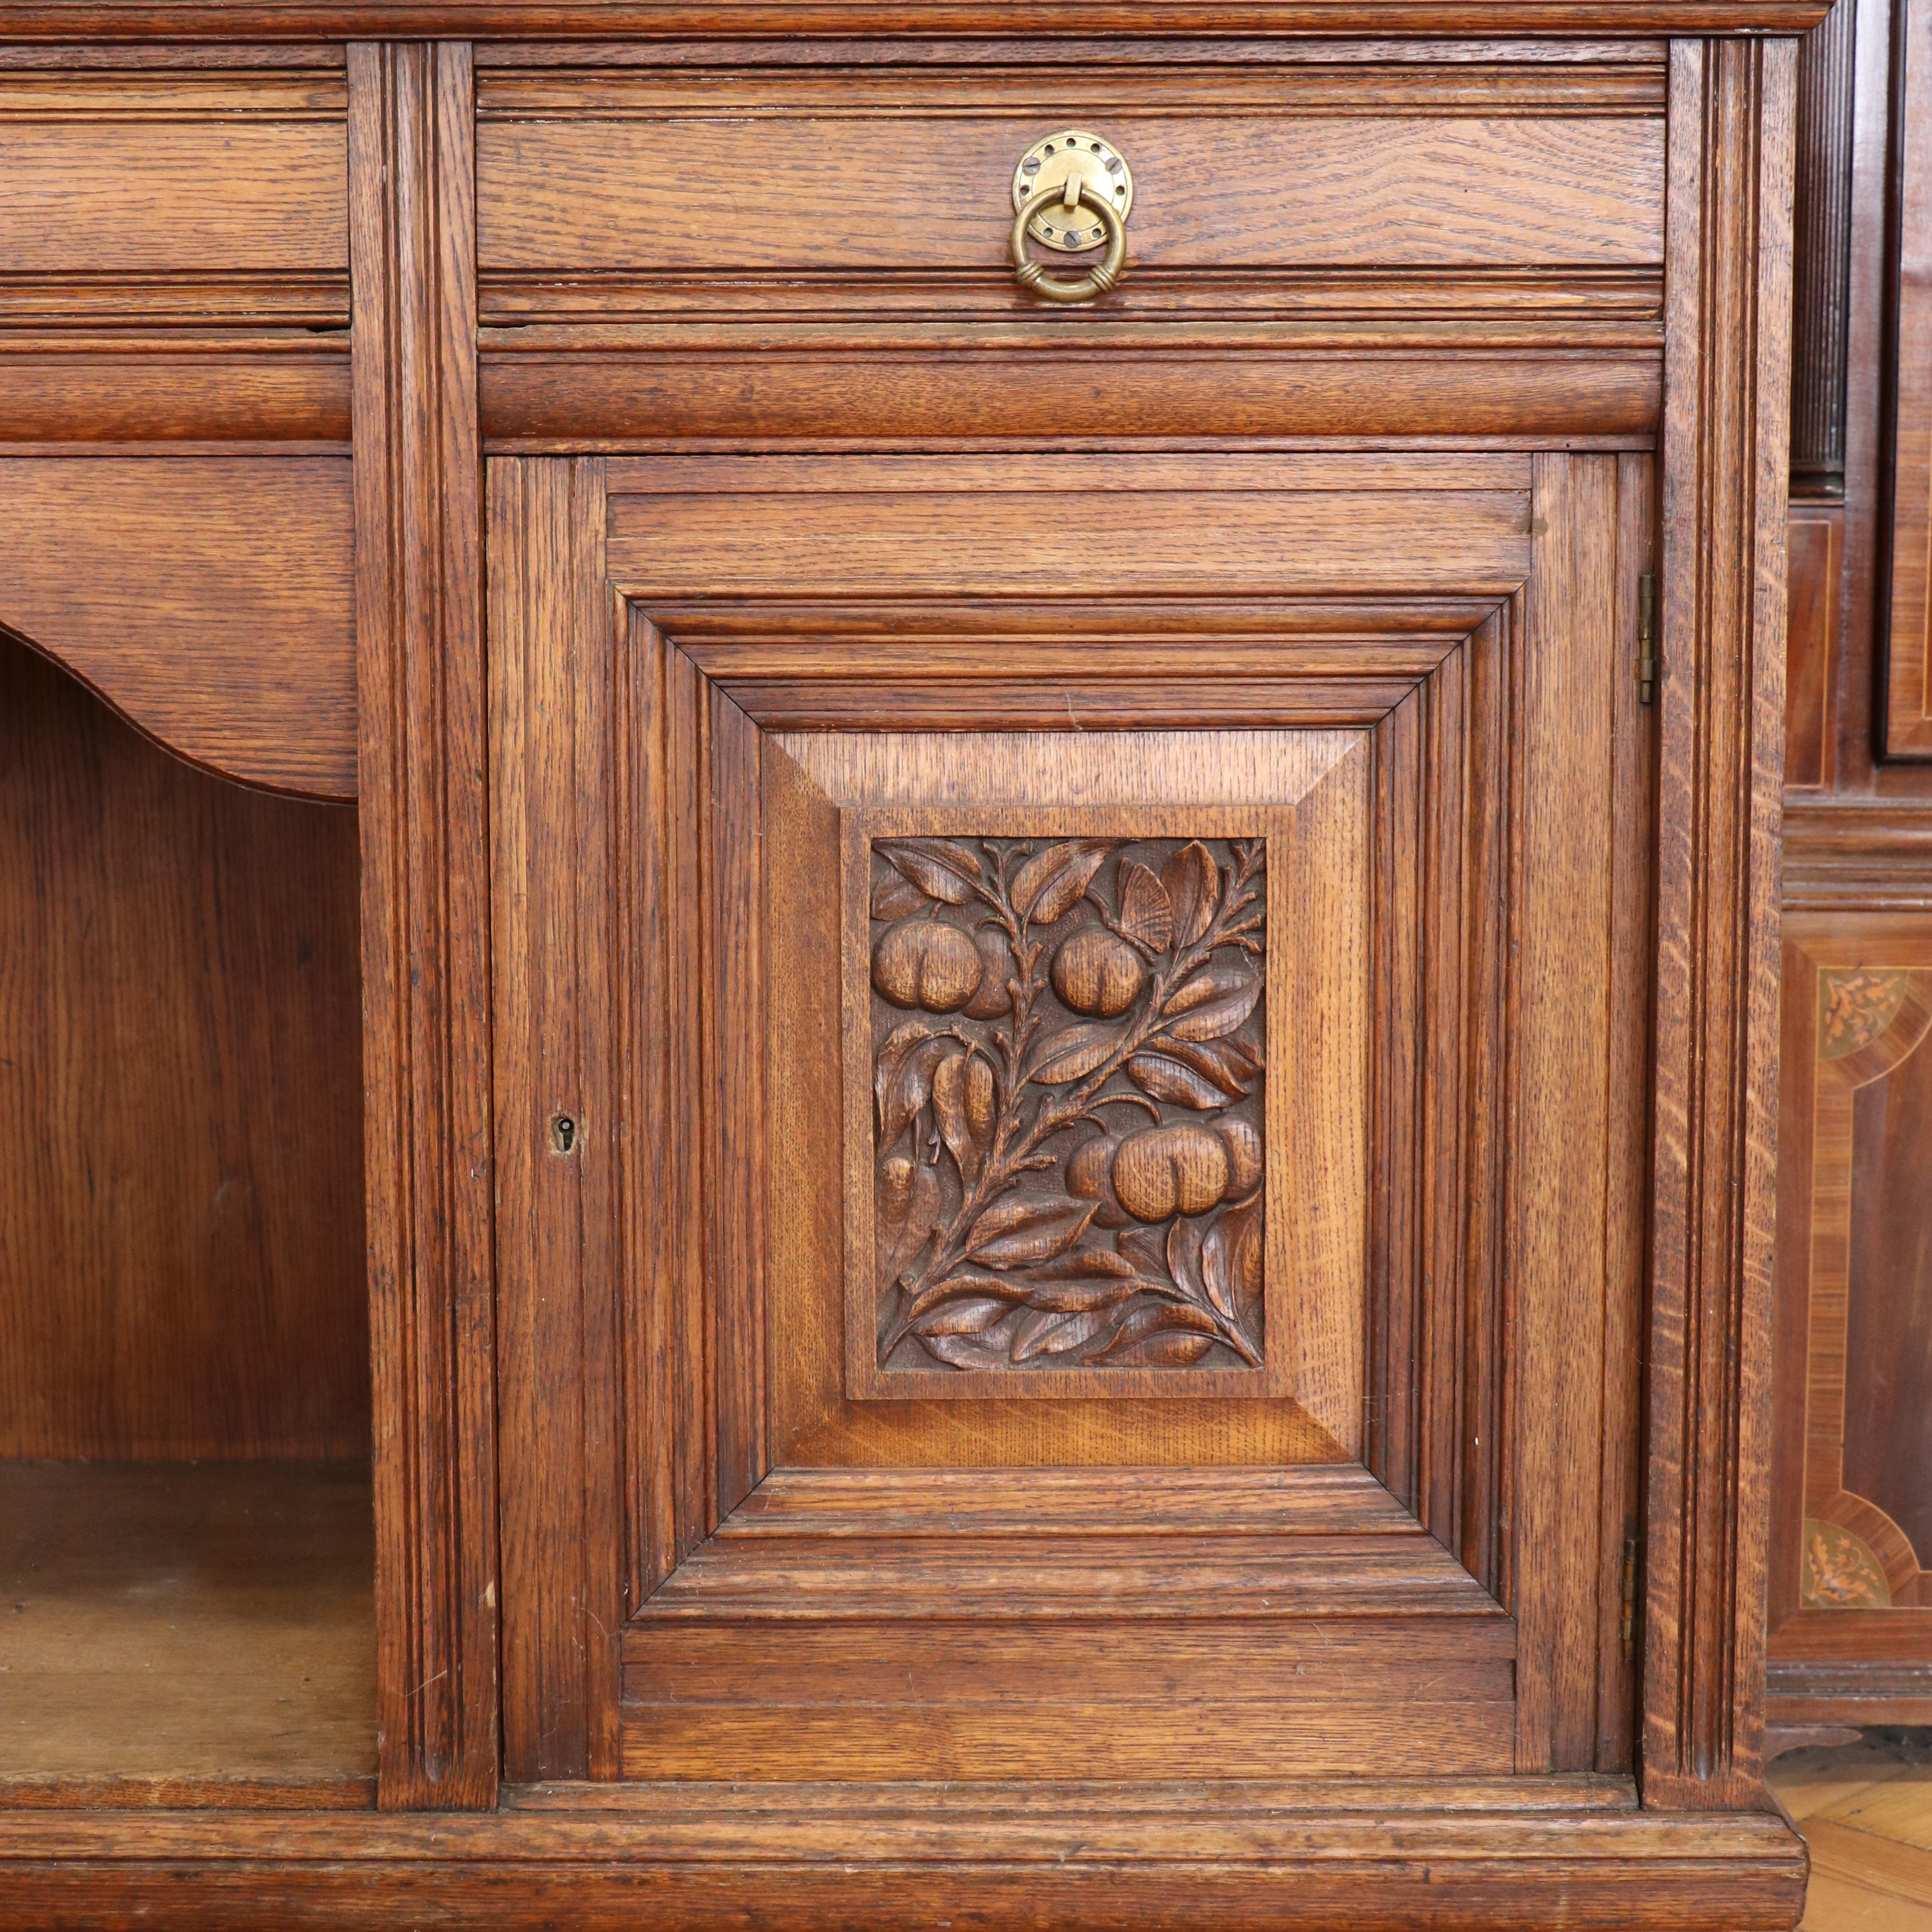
[868,834,1266,1374]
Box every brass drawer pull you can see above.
[1009,130,1132,305]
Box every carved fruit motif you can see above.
[872,917,985,1012]
[1051,930,1147,1016]
[1111,1123,1231,1222]
[868,833,1267,1376]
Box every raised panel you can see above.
[490,449,1649,1792]
[0,76,347,277]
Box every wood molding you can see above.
[0,2,1835,39]
[1641,32,1794,1810]
[1781,800,1932,909]
[483,340,1662,447]
[0,1790,1807,1930]
[0,335,351,445]
[349,39,499,1813]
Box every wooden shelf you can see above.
[0,1461,375,1804]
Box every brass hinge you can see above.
[1620,1529,1641,1661]
[1636,572,1658,705]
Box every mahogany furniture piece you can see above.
[1770,0,1932,1730]
[0,1,1813,1925]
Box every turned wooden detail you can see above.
[867,834,1267,1378]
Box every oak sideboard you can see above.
[0,3,1815,1925]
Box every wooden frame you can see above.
[0,18,1805,1928]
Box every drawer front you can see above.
[0,73,347,282]
[476,57,1665,304]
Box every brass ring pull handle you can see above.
[1010,178,1127,304]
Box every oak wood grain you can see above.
[478,110,1662,274]
[484,339,1661,446]
[0,0,1838,32]
[349,38,498,1813]
[0,635,366,1460]
[490,456,627,1783]
[0,457,355,798]
[0,336,351,446]
[0,1790,1807,1932]
[0,84,345,274]
[1885,0,1932,754]
[0,1462,374,1790]
[1642,32,1795,1810]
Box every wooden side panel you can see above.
[0,634,367,1461]
[349,40,498,1813]
[1886,0,1932,754]
[1643,35,1793,1808]
[1785,504,1840,789]
[0,76,347,274]
[478,112,1662,272]
[0,458,356,800]
[1769,916,1932,1692]
[490,458,626,1783]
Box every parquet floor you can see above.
[1767,1733,1932,1930]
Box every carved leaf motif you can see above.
[1129,1038,1256,1106]
[896,1270,1030,1333]
[920,1332,1015,1370]
[1161,841,1221,949]
[1168,975,1262,1042]
[1029,1020,1122,1086]
[879,837,984,906]
[1089,1301,1219,1365]
[871,870,929,920]
[1126,1050,1229,1110]
[1012,1307,1116,1362]
[915,1293,1016,1337]
[1010,840,1115,926]
[966,1193,1098,1268]
[1208,1191,1264,1318]
[1116,861,1174,952]
[868,832,1268,1378]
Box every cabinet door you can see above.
[488,450,1653,1787]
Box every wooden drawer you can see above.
[0,72,347,298]
[475,53,1666,320]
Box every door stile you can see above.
[349,40,500,1811]
[1645,34,1796,1808]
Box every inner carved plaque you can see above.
[867,835,1266,1375]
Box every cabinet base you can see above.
[0,1779,1806,1930]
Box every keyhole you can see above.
[550,1113,578,1155]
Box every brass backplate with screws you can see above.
[1011,129,1133,252]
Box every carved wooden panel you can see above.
[863,830,1266,1376]
[859,827,1267,1387]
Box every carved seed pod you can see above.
[963,928,1016,1020]
[1111,1123,1231,1222]
[1051,930,1147,1017]
[872,918,985,1012]
[1220,1117,1263,1196]
[964,1056,997,1144]
[1065,1133,1129,1228]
